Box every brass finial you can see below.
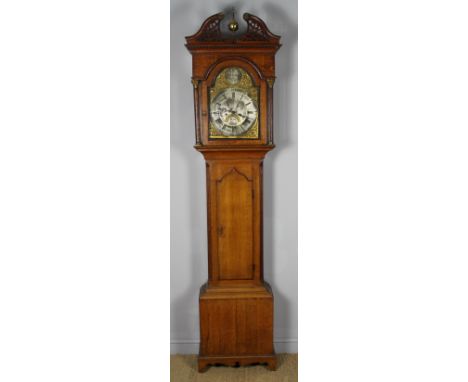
[228,8,239,32]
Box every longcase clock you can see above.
[185,11,281,372]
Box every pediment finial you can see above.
[185,11,281,47]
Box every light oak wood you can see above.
[186,12,281,372]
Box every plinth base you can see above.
[198,353,277,372]
[198,282,276,372]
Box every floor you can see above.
[170,353,298,382]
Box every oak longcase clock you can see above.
[185,11,281,372]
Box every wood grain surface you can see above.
[186,12,281,372]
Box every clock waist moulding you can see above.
[185,11,281,372]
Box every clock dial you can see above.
[208,66,259,139]
[210,88,258,136]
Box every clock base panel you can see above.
[198,281,276,372]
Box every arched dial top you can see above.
[209,67,259,139]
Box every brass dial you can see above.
[210,88,258,136]
[208,66,259,139]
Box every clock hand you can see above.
[231,110,246,118]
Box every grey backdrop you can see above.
[170,0,298,353]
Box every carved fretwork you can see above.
[185,12,224,43]
[185,12,281,45]
[242,13,280,42]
